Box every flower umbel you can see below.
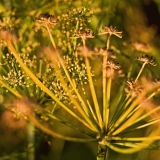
[135,54,157,83]
[106,59,121,78]
[0,8,160,160]
[98,25,122,38]
[136,54,157,66]
[125,80,143,98]
[74,29,94,39]
[35,13,58,25]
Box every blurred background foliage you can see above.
[1,0,160,160]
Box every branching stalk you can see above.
[6,40,95,131]
[45,25,99,132]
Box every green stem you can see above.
[105,135,157,154]
[109,93,144,135]
[85,56,103,130]
[112,136,160,142]
[135,118,160,129]
[79,79,99,124]
[81,33,103,130]
[108,95,131,131]
[36,59,43,98]
[27,121,35,160]
[103,35,111,131]
[105,128,160,154]
[97,143,108,160]
[51,102,58,114]
[104,76,112,131]
[28,112,97,142]
[73,79,98,124]
[130,105,160,128]
[112,107,143,135]
[87,99,99,125]
[102,52,108,131]
[47,113,96,138]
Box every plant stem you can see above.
[27,111,97,142]
[51,52,99,132]
[104,76,112,131]
[105,128,160,154]
[103,35,111,131]
[27,121,35,160]
[112,135,160,141]
[108,95,131,131]
[0,79,22,98]
[97,143,108,160]
[85,56,103,130]
[106,35,111,51]
[102,52,108,131]
[45,23,57,49]
[47,113,96,138]
[112,107,143,135]
[81,37,103,130]
[109,94,143,134]
[135,62,147,83]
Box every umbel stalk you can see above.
[97,143,108,160]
